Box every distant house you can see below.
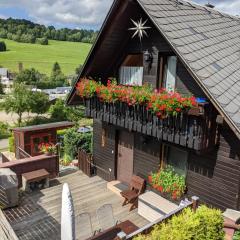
[0,68,13,92]
[67,0,240,210]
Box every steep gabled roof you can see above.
[67,0,240,138]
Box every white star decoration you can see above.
[128,18,151,41]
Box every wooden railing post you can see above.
[116,231,127,240]
[191,196,199,212]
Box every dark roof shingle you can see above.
[138,0,240,131]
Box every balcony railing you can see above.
[84,97,216,151]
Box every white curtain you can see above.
[165,56,177,92]
[119,66,143,86]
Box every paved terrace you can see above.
[3,170,148,240]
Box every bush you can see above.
[36,37,48,45]
[134,206,224,240]
[0,121,10,139]
[8,134,15,152]
[64,127,92,160]
[0,41,6,51]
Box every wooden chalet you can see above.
[67,0,240,210]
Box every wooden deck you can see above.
[3,170,149,240]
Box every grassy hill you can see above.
[0,38,92,76]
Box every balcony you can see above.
[84,97,216,151]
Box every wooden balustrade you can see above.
[78,148,116,181]
[84,97,216,151]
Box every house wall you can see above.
[92,118,240,210]
[111,6,205,98]
[93,119,116,180]
[187,125,240,210]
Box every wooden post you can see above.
[191,196,199,212]
[115,231,127,240]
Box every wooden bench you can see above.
[22,169,50,192]
[120,175,145,211]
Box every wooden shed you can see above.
[13,121,74,159]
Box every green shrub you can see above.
[8,134,14,152]
[0,41,6,51]
[36,37,48,45]
[134,206,224,240]
[234,230,240,240]
[64,127,92,159]
[0,121,10,139]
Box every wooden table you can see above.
[87,220,138,240]
[22,169,50,192]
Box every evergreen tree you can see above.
[0,41,6,51]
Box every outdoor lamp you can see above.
[144,50,153,63]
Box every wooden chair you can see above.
[96,204,119,231]
[120,175,146,211]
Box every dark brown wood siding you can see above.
[93,119,116,180]
[187,125,240,210]
[133,133,160,179]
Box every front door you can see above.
[117,131,134,184]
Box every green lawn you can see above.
[0,38,92,76]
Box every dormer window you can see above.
[119,54,143,86]
[158,55,177,92]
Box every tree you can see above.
[0,81,4,94]
[3,83,30,126]
[48,99,68,121]
[15,68,41,86]
[52,62,61,75]
[48,98,84,123]
[28,91,49,115]
[75,64,82,75]
[0,41,6,51]
[51,62,68,87]
[36,37,48,45]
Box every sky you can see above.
[0,0,239,30]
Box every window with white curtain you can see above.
[159,55,178,92]
[119,54,143,86]
[163,56,177,92]
[119,66,143,86]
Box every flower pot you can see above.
[148,176,152,183]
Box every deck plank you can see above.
[3,170,148,240]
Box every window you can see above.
[119,54,143,86]
[158,55,177,92]
[166,146,188,176]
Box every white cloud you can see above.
[194,0,240,15]
[0,14,6,19]
[214,1,240,15]
[0,0,113,28]
[0,0,240,28]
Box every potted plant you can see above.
[149,165,186,201]
[39,142,57,156]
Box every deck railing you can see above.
[18,147,31,159]
[84,97,216,151]
[78,149,93,177]
[78,148,115,181]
